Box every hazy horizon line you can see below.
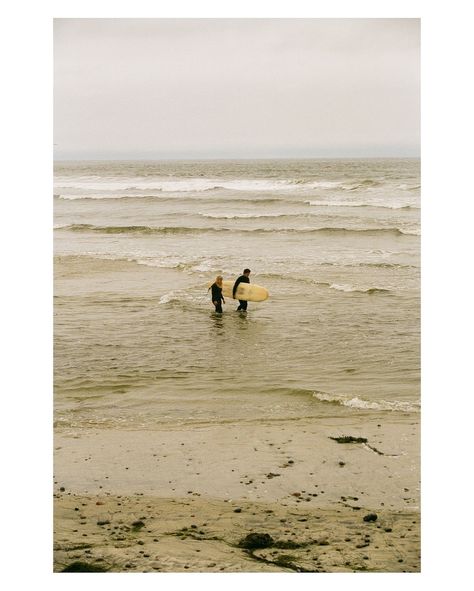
[54,154,421,163]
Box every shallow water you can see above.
[54,159,420,432]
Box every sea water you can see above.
[54,159,420,432]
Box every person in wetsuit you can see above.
[209,275,225,313]
[233,268,251,311]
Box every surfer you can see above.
[209,275,225,313]
[233,268,251,311]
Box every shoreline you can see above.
[54,416,420,572]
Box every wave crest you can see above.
[313,391,419,413]
[306,200,419,210]
[55,223,417,237]
[329,284,391,294]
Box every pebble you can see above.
[363,513,378,522]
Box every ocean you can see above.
[53,158,420,434]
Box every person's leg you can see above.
[215,302,222,313]
[241,300,248,311]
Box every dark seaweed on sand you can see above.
[61,561,109,573]
[330,436,368,444]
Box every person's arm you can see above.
[232,277,241,298]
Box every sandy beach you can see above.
[54,416,420,572]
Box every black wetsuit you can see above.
[233,274,250,311]
[210,282,224,313]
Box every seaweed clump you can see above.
[238,532,275,549]
[61,561,109,573]
[330,436,368,444]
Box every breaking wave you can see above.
[198,212,313,220]
[55,194,288,204]
[55,223,418,237]
[329,284,391,294]
[55,177,325,194]
[306,200,419,210]
[54,175,420,196]
[313,391,420,413]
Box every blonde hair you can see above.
[215,275,223,285]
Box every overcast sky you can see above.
[54,18,419,160]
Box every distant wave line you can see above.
[54,175,420,195]
[55,193,287,204]
[306,200,419,210]
[55,193,419,211]
[56,223,419,237]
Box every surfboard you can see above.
[208,280,269,302]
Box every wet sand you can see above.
[54,417,420,572]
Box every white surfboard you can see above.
[208,280,269,302]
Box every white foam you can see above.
[159,290,180,304]
[214,179,295,192]
[313,391,420,413]
[199,212,292,219]
[306,200,367,207]
[329,283,357,292]
[190,260,216,273]
[306,181,345,189]
[328,283,390,294]
[54,177,298,194]
[57,193,139,200]
[306,199,419,209]
[133,257,185,269]
[158,289,207,305]
[134,256,232,275]
[54,176,377,196]
[400,227,421,236]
